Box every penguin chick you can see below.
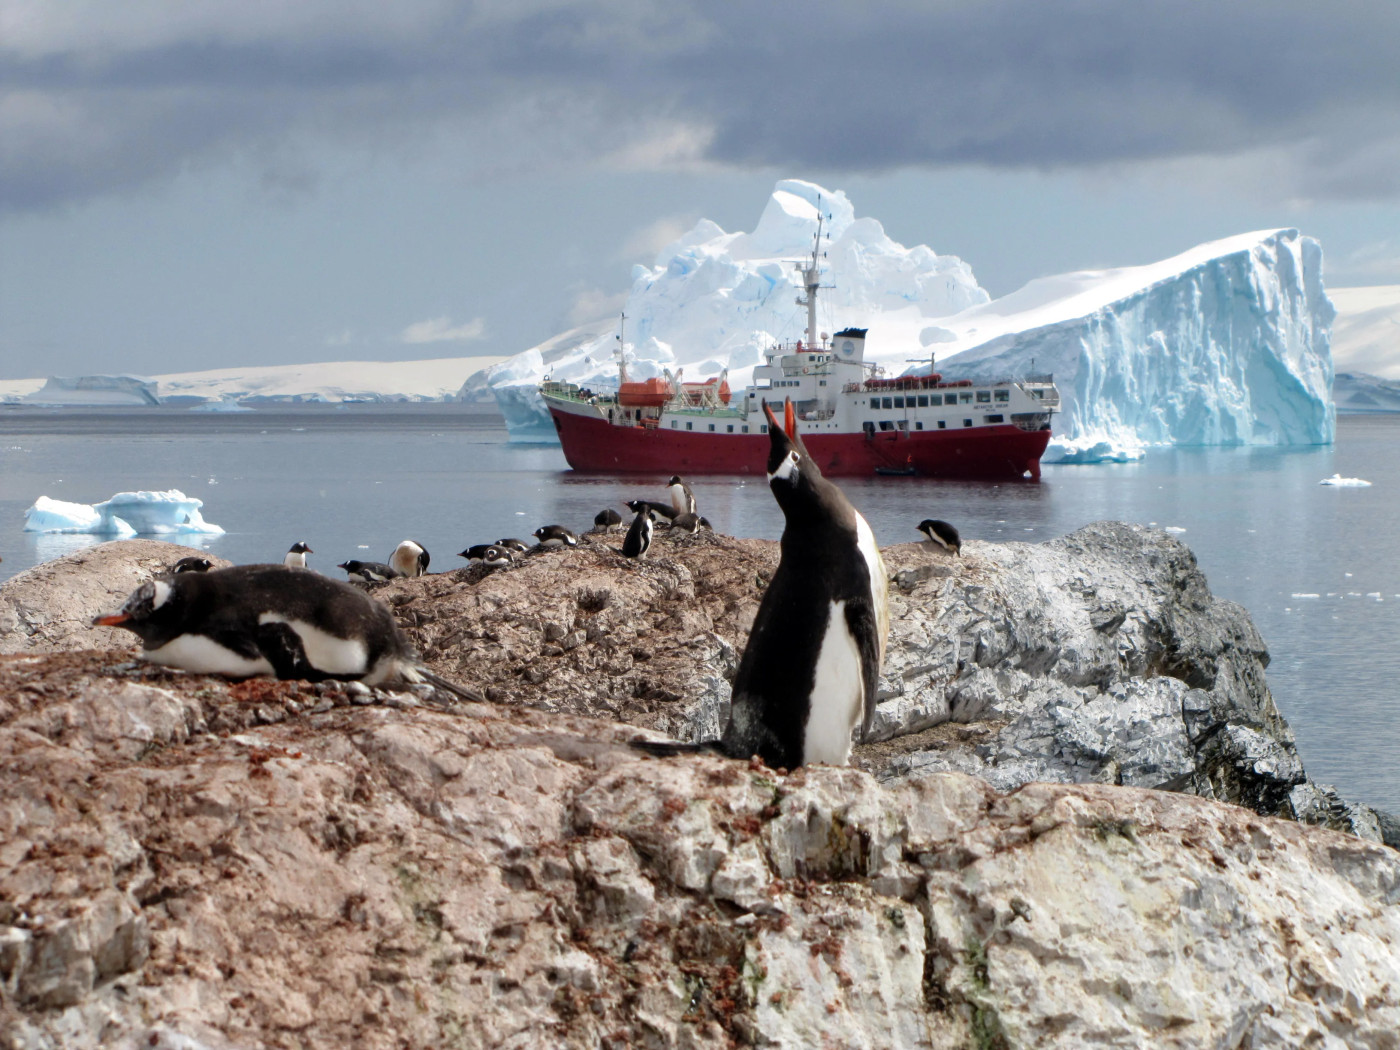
[634,399,888,769]
[594,508,623,531]
[284,541,313,569]
[671,512,710,535]
[337,560,402,583]
[495,538,530,554]
[666,475,697,517]
[533,524,579,548]
[621,506,654,559]
[917,519,961,555]
[92,564,481,700]
[459,544,494,561]
[171,556,214,574]
[390,540,430,577]
[481,545,515,569]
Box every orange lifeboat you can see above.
[617,377,672,408]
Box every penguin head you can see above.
[93,576,187,646]
[762,400,820,507]
[667,475,683,487]
[288,541,312,555]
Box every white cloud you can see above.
[621,214,699,263]
[399,316,486,344]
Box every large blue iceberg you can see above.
[24,490,225,536]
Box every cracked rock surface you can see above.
[1,653,1398,1049]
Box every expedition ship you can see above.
[540,221,1060,480]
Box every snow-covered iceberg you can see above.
[487,181,1337,461]
[487,179,988,437]
[22,375,160,406]
[932,229,1335,461]
[23,490,225,536]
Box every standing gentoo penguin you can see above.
[92,564,480,699]
[389,540,430,577]
[634,400,888,768]
[917,519,961,555]
[533,525,579,548]
[621,505,655,559]
[666,475,697,517]
[594,508,623,532]
[337,559,402,583]
[284,541,313,569]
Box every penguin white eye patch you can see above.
[768,450,800,483]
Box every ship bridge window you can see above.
[985,414,1005,424]
[917,395,929,407]
[959,392,973,404]
[894,396,905,408]
[995,389,1009,402]
[944,393,958,405]
[976,390,991,403]
[881,397,893,409]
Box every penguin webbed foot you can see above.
[628,737,725,758]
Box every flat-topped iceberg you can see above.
[23,490,225,536]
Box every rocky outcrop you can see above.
[2,653,1398,1049]
[0,541,230,656]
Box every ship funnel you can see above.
[832,327,868,364]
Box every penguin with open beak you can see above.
[92,564,479,699]
[635,399,888,768]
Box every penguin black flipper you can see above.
[254,619,322,681]
[844,598,884,741]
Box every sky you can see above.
[2,0,1399,381]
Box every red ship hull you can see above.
[549,407,1050,480]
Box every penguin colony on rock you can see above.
[89,427,962,768]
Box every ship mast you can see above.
[614,312,629,384]
[795,202,827,348]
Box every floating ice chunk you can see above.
[1163,526,1187,534]
[1319,473,1371,487]
[190,398,253,413]
[24,496,136,536]
[23,489,224,536]
[1290,593,1320,599]
[1043,434,1147,464]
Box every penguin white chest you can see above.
[142,635,275,677]
[802,599,864,766]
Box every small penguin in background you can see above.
[667,475,697,517]
[634,399,888,769]
[481,545,515,569]
[671,512,711,535]
[495,538,529,554]
[390,540,430,577]
[624,499,676,525]
[594,508,623,532]
[337,559,402,584]
[171,556,214,574]
[92,564,480,700]
[284,542,313,569]
[533,525,578,548]
[459,543,494,562]
[621,505,655,559]
[917,519,961,556]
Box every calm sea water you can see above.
[2,404,1396,813]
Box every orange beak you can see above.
[92,612,130,627]
[784,399,796,438]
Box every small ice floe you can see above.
[1290,593,1320,599]
[190,399,252,413]
[1163,526,1186,534]
[1367,592,1383,601]
[23,490,225,536]
[1319,473,1371,487]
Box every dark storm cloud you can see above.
[3,0,1398,210]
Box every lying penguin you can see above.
[634,400,888,768]
[389,540,430,577]
[93,564,479,699]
